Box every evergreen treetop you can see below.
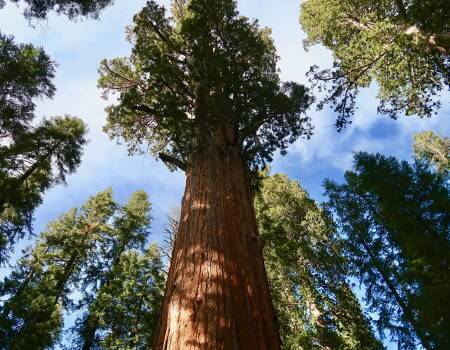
[0,189,155,349]
[0,34,87,262]
[0,114,87,263]
[0,33,55,139]
[99,0,312,172]
[325,152,450,349]
[256,172,383,350]
[0,189,117,349]
[74,245,165,349]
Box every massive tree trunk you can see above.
[153,139,281,349]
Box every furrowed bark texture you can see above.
[153,143,280,350]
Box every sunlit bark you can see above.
[154,133,280,349]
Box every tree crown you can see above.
[1,0,114,19]
[301,0,450,129]
[0,33,55,138]
[99,0,312,171]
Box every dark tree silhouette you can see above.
[325,152,450,349]
[0,35,87,263]
[0,0,114,19]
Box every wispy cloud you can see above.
[0,2,448,348]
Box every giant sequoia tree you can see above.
[99,0,312,348]
[325,152,450,349]
[300,0,450,129]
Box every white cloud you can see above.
[0,3,448,347]
[1,0,447,251]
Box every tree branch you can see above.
[147,20,187,56]
[158,152,187,172]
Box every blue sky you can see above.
[0,0,448,348]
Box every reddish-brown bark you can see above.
[153,139,281,349]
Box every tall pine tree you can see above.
[0,0,118,262]
[0,33,87,263]
[325,152,450,349]
[72,190,156,349]
[0,189,116,349]
[0,189,157,349]
[74,246,165,349]
[255,173,383,350]
[99,1,312,348]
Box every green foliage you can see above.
[74,246,165,349]
[0,0,113,258]
[414,131,449,172]
[99,0,312,172]
[300,0,450,129]
[0,114,87,263]
[0,34,87,263]
[0,189,157,349]
[0,33,54,138]
[0,0,114,19]
[255,173,383,350]
[325,152,450,349]
[70,191,166,350]
[0,189,116,349]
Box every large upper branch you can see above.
[339,16,449,55]
[147,19,187,56]
[159,152,187,172]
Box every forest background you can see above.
[0,0,448,349]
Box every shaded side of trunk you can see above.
[153,143,280,350]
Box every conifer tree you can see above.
[0,34,87,263]
[74,246,165,349]
[300,0,450,129]
[0,0,117,262]
[414,131,449,173]
[99,0,312,348]
[73,190,153,349]
[0,190,156,349]
[0,0,114,19]
[255,173,383,350]
[325,152,450,349]
[0,189,116,349]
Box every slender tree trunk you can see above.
[81,242,128,350]
[81,314,100,350]
[153,140,280,349]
